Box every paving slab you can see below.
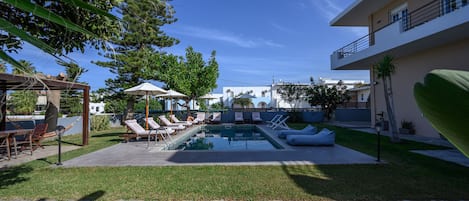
[1,145,81,169]
[62,124,378,167]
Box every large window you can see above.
[390,3,408,30]
[442,0,468,15]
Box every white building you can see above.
[330,0,469,137]
[90,102,105,114]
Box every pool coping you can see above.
[61,123,379,167]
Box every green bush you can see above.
[91,115,110,131]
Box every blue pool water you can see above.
[176,125,281,151]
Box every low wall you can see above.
[334,109,371,122]
[5,116,84,136]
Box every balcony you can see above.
[331,0,469,70]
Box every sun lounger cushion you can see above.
[278,124,317,139]
[286,128,335,146]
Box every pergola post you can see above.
[0,84,6,131]
[82,86,90,145]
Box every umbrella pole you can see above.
[145,92,149,130]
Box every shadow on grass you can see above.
[0,165,33,189]
[37,190,105,201]
[92,132,124,138]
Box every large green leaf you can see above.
[0,50,24,69]
[2,0,97,37]
[414,69,469,157]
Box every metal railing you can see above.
[334,0,468,59]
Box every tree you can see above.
[0,0,119,68]
[305,79,349,120]
[8,60,38,114]
[276,83,306,109]
[94,0,179,121]
[158,46,219,114]
[56,60,88,116]
[374,55,399,142]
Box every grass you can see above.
[0,124,468,200]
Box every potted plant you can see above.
[400,120,415,134]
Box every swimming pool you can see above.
[174,125,282,151]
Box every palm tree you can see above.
[374,55,400,142]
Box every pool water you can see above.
[176,125,281,151]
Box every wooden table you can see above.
[0,129,33,160]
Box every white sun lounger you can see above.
[267,114,283,127]
[272,116,290,130]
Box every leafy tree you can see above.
[233,92,253,109]
[135,98,162,112]
[94,0,178,121]
[305,79,349,120]
[374,55,399,142]
[158,46,219,114]
[104,99,127,114]
[8,60,38,114]
[276,82,306,109]
[56,60,88,116]
[0,0,119,68]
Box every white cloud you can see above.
[310,0,367,37]
[168,25,284,48]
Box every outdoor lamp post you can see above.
[56,125,66,166]
[375,122,382,162]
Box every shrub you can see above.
[91,115,110,131]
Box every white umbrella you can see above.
[124,83,167,129]
[199,93,218,109]
[156,89,187,116]
[236,94,256,99]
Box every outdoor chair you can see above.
[286,128,335,146]
[158,115,187,129]
[277,124,317,139]
[251,112,263,124]
[267,115,283,127]
[272,116,290,130]
[148,117,184,133]
[170,115,193,126]
[124,119,174,145]
[31,123,48,150]
[210,112,221,124]
[195,112,206,123]
[234,112,244,124]
[14,129,34,156]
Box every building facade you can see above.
[330,0,469,137]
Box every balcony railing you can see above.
[334,0,468,60]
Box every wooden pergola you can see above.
[0,73,90,145]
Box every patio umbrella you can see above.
[199,93,218,109]
[236,94,256,99]
[124,83,167,129]
[156,89,187,116]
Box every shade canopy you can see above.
[199,93,218,99]
[124,82,167,96]
[156,89,187,98]
[124,82,167,129]
[236,94,256,99]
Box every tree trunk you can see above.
[45,90,60,133]
[186,99,191,117]
[382,77,400,142]
[124,97,135,121]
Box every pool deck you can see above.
[62,124,379,167]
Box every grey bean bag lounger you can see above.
[277,124,317,139]
[286,128,335,146]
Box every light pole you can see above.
[375,122,382,162]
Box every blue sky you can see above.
[10,0,368,93]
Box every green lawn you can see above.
[1,124,468,200]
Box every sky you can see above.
[10,0,369,94]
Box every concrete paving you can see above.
[1,145,81,169]
[62,124,379,167]
[327,121,469,167]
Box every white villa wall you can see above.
[90,102,105,114]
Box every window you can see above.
[96,107,100,112]
[390,3,408,30]
[442,0,467,14]
[361,94,364,101]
